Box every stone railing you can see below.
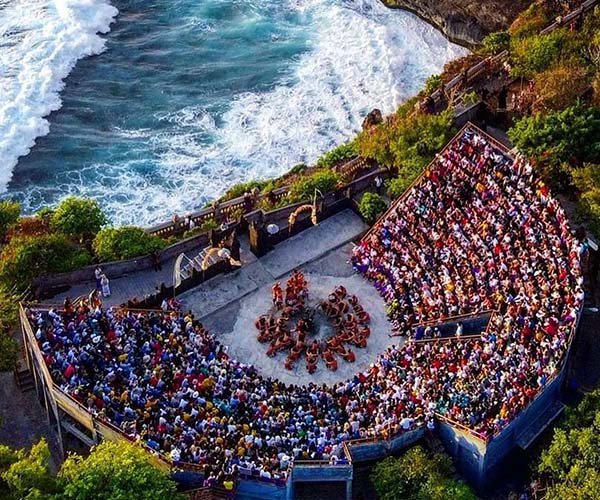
[145,158,373,239]
[540,0,599,35]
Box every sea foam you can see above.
[0,0,118,190]
[1,0,466,226]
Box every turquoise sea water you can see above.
[0,0,466,225]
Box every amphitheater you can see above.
[20,124,587,499]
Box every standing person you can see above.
[94,266,103,291]
[151,249,162,272]
[374,175,383,195]
[101,274,111,298]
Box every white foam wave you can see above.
[0,0,117,190]
[135,0,467,225]
[3,0,467,226]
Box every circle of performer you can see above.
[255,269,371,373]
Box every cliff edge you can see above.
[382,0,532,47]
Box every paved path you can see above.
[179,209,368,319]
[43,236,258,308]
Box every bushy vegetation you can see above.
[511,30,569,78]
[316,141,358,169]
[371,446,476,500]
[289,170,341,202]
[218,179,270,202]
[358,107,455,202]
[573,164,600,238]
[50,197,106,242]
[508,104,600,189]
[0,234,92,290]
[482,30,510,54]
[359,192,386,223]
[532,390,600,498]
[0,440,181,500]
[92,227,166,262]
[0,201,21,242]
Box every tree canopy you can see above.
[92,226,166,262]
[50,197,107,241]
[0,440,182,500]
[371,446,476,500]
[536,390,600,499]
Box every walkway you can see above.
[179,209,368,319]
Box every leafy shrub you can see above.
[511,30,569,78]
[535,390,600,498]
[50,196,107,241]
[461,90,481,107]
[0,234,92,289]
[371,447,476,500]
[92,227,166,262]
[35,207,55,220]
[289,170,340,202]
[359,192,387,224]
[386,172,420,200]
[59,441,181,500]
[0,440,58,498]
[358,108,455,172]
[219,180,269,202]
[0,201,20,241]
[509,4,551,40]
[481,31,510,54]
[316,142,358,169]
[572,164,600,238]
[423,74,443,95]
[508,104,600,187]
[535,61,590,111]
[288,163,308,176]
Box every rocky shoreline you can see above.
[380,0,532,48]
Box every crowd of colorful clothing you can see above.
[29,127,584,482]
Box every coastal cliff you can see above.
[381,0,532,47]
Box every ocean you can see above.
[0,0,466,226]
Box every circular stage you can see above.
[218,272,403,386]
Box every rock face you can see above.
[362,109,384,131]
[382,0,531,47]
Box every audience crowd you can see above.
[29,127,583,485]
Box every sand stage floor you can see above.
[218,272,402,386]
[182,209,405,386]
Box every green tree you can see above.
[0,234,92,291]
[0,439,57,499]
[572,164,600,238]
[423,74,443,95]
[358,108,454,172]
[0,201,21,241]
[92,227,166,262]
[371,446,476,500]
[511,30,569,79]
[535,61,591,111]
[359,192,387,224]
[481,31,510,55]
[386,174,418,200]
[289,170,340,202]
[50,197,106,241]
[508,104,600,188]
[59,441,182,500]
[316,141,358,169]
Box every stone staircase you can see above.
[14,364,35,393]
